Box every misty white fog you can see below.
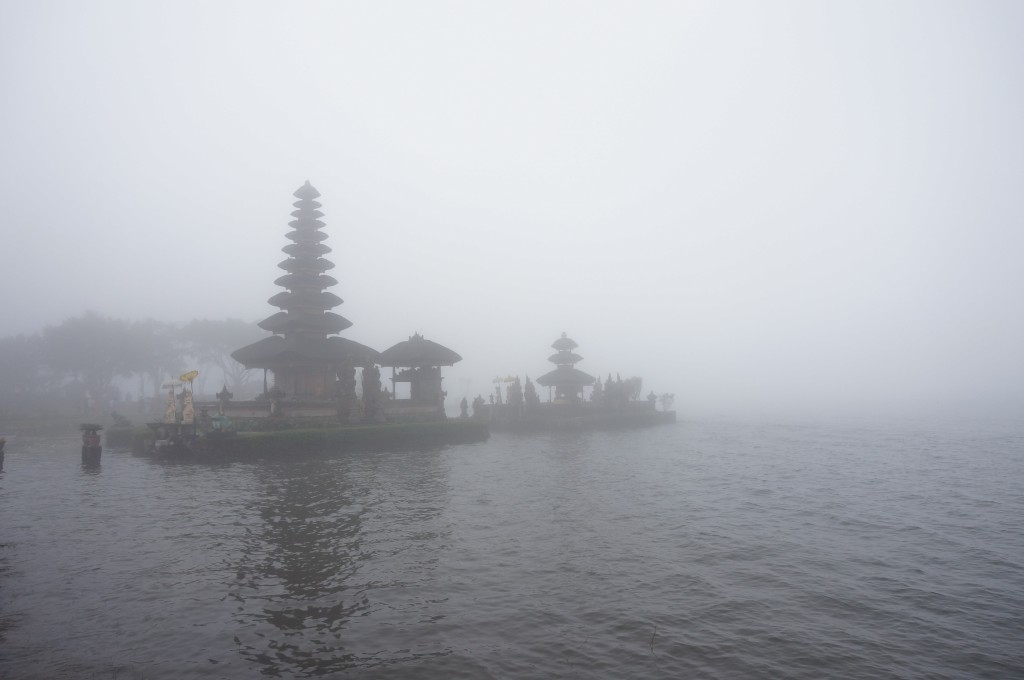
[4,5,1024,679]
[2,1,1022,418]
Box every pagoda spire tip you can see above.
[294,180,321,199]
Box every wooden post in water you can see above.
[80,424,102,466]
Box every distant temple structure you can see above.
[378,333,462,419]
[479,332,675,431]
[232,181,378,399]
[536,333,595,403]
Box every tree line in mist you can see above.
[0,312,264,418]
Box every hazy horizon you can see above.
[2,1,1022,419]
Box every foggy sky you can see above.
[2,1,1022,418]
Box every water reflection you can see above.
[220,448,459,676]
[0,475,11,646]
[228,458,371,674]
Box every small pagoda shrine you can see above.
[378,333,462,417]
[536,332,595,403]
[232,181,378,399]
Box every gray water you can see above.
[1,417,1022,679]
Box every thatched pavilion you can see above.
[378,333,462,415]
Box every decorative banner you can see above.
[180,370,199,382]
[182,390,195,425]
[164,388,177,424]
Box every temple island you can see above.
[470,333,676,432]
[138,181,485,456]
[118,181,673,456]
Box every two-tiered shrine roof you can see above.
[378,333,463,368]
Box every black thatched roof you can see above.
[551,332,578,351]
[267,290,343,310]
[272,273,339,289]
[378,333,463,368]
[231,335,379,369]
[536,365,596,388]
[257,311,353,335]
[282,242,331,258]
[548,352,583,365]
[277,257,335,274]
[294,180,321,200]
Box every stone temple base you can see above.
[206,399,447,424]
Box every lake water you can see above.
[1,416,1022,679]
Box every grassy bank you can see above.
[104,419,490,457]
[214,420,489,456]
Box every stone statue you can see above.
[524,377,540,411]
[216,385,234,415]
[361,365,386,422]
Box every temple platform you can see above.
[210,398,448,424]
[484,401,676,432]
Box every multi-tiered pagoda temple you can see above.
[536,332,595,403]
[232,181,378,398]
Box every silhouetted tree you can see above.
[505,376,523,418]
[179,318,262,394]
[472,395,486,418]
[126,319,185,399]
[524,376,540,411]
[41,312,136,409]
[0,334,51,412]
[624,376,643,401]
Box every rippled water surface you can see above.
[1,417,1022,679]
